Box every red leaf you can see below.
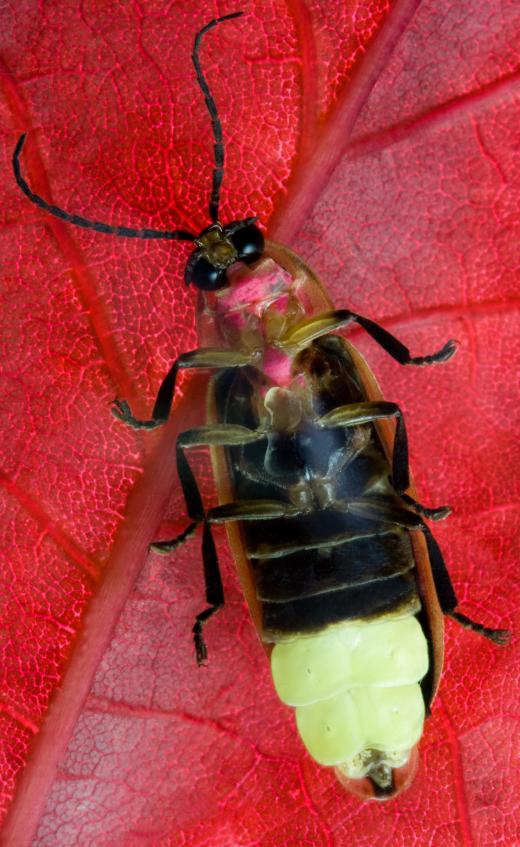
[1,1,519,845]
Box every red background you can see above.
[0,1,518,845]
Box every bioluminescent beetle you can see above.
[13,12,509,800]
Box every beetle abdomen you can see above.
[247,486,421,635]
[271,616,428,772]
[254,529,414,602]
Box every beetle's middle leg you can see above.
[151,417,294,546]
[151,422,270,663]
[166,419,321,661]
[151,422,269,553]
[153,436,227,664]
[317,401,451,520]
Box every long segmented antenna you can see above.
[12,13,244,241]
[12,134,196,241]
[192,11,244,223]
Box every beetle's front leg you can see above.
[282,310,457,366]
[112,347,258,430]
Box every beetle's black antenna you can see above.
[13,14,244,238]
[12,134,197,241]
[192,12,244,223]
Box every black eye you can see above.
[185,254,227,291]
[229,223,264,264]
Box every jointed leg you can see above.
[318,401,450,515]
[151,422,269,553]
[318,401,409,491]
[181,441,224,664]
[350,313,457,366]
[112,348,257,430]
[447,611,510,644]
[150,421,272,662]
[400,492,451,521]
[193,521,223,665]
[150,431,227,664]
[345,498,426,531]
[150,436,206,553]
[423,527,510,645]
[151,521,198,555]
[282,310,457,366]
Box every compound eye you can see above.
[186,255,227,291]
[230,223,264,264]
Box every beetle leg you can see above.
[345,498,426,530]
[179,423,278,492]
[193,521,224,665]
[422,527,510,645]
[208,500,302,522]
[155,425,303,662]
[150,521,198,555]
[149,430,226,664]
[318,401,410,492]
[209,496,425,530]
[174,437,225,664]
[234,454,288,492]
[447,611,510,644]
[153,423,270,658]
[112,347,258,430]
[178,423,266,448]
[399,493,451,521]
[317,401,450,518]
[152,422,270,548]
[282,310,457,366]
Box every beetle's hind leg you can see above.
[175,434,228,665]
[423,527,510,645]
[316,383,507,644]
[447,611,510,645]
[146,428,227,664]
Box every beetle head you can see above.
[185,219,265,290]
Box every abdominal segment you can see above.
[270,616,428,775]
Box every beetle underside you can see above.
[209,257,435,797]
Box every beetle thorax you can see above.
[209,257,305,353]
